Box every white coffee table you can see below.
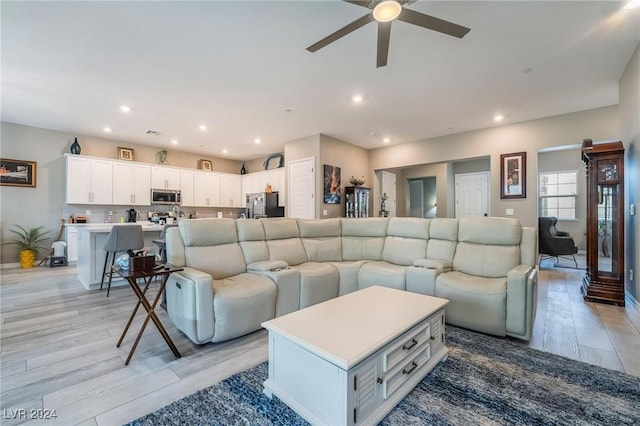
[261,285,449,426]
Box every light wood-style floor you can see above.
[1,263,639,425]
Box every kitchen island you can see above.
[71,223,164,290]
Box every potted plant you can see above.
[4,225,50,268]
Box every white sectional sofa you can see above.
[164,216,537,345]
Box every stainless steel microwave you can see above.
[151,189,181,205]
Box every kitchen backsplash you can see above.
[62,205,244,223]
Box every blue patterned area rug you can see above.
[126,326,640,425]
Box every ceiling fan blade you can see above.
[342,0,371,8]
[307,14,373,52]
[398,8,470,38]
[377,21,392,68]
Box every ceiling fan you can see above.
[306,0,470,68]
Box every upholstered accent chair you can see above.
[538,216,578,267]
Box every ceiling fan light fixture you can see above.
[372,0,402,23]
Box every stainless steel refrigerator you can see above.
[246,192,284,218]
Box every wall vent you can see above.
[146,130,161,135]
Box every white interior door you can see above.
[288,157,315,219]
[381,171,396,217]
[455,172,490,217]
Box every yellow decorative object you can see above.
[20,249,35,268]
[266,183,272,193]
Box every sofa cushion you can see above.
[237,219,269,264]
[427,218,458,262]
[212,273,276,342]
[453,217,522,278]
[299,218,342,262]
[382,218,429,266]
[293,262,340,309]
[458,217,521,245]
[262,218,307,266]
[341,218,388,261]
[435,271,507,336]
[179,219,246,279]
[358,261,406,290]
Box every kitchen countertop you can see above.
[65,223,166,232]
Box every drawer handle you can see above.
[402,338,418,351]
[402,361,418,375]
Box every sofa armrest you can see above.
[247,260,289,272]
[506,264,537,340]
[413,258,452,272]
[166,267,215,344]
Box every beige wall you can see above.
[538,148,586,249]
[400,162,449,218]
[0,122,242,264]
[369,106,619,228]
[319,135,369,219]
[619,42,640,301]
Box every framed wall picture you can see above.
[198,159,213,171]
[500,152,526,199]
[0,158,37,188]
[118,147,135,161]
[323,164,341,204]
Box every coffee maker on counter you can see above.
[126,207,140,223]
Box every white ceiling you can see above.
[2,1,639,161]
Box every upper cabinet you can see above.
[180,170,195,207]
[219,174,243,208]
[112,162,151,205]
[66,156,113,205]
[151,166,181,190]
[241,168,286,206]
[193,172,220,207]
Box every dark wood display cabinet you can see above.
[345,186,371,218]
[581,139,625,306]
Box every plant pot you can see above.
[20,249,36,268]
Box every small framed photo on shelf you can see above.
[118,147,135,161]
[500,151,526,199]
[0,158,37,188]
[198,159,213,171]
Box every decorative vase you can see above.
[241,163,247,175]
[20,249,35,268]
[70,138,81,154]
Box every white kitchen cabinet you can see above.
[193,172,220,207]
[242,168,286,206]
[112,162,151,205]
[66,155,113,205]
[66,226,78,262]
[151,166,181,190]
[180,170,195,207]
[219,174,243,208]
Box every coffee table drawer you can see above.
[383,320,431,373]
[383,342,432,399]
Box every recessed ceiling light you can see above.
[254,138,262,144]
[494,114,504,122]
[199,124,207,131]
[103,127,112,133]
[352,94,364,104]
[383,137,391,144]
[624,0,640,9]
[119,105,131,113]
[222,149,229,154]
[171,139,178,145]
